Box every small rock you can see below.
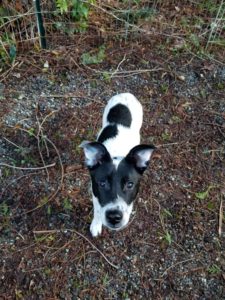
[178,75,185,81]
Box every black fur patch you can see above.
[107,104,132,127]
[97,124,118,143]
[90,157,141,207]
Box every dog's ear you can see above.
[80,141,111,168]
[125,144,155,174]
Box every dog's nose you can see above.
[106,209,123,225]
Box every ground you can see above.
[0,5,225,299]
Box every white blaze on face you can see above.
[91,193,134,236]
[112,156,123,170]
[102,196,134,229]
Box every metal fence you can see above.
[0,1,225,60]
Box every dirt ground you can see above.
[0,7,225,299]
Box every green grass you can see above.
[0,201,9,216]
[207,264,221,275]
[63,197,73,212]
[81,45,106,65]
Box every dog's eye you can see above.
[99,180,106,188]
[126,181,134,189]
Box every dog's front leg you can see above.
[90,195,103,237]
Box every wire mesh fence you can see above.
[0,0,225,66]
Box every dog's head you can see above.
[81,141,155,231]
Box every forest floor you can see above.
[0,2,225,299]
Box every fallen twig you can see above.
[0,162,55,170]
[219,197,223,237]
[33,229,119,269]
[160,258,196,278]
[84,65,163,77]
[44,136,64,187]
[3,137,22,149]
[0,171,39,200]
[156,142,180,148]
[109,54,127,78]
[36,115,50,181]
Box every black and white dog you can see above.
[80,93,155,237]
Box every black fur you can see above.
[86,142,112,170]
[97,124,118,143]
[90,157,141,207]
[89,145,152,208]
[126,144,156,174]
[107,104,132,127]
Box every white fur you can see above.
[90,195,133,237]
[90,195,103,237]
[112,156,123,169]
[135,148,154,168]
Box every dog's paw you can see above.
[90,220,102,237]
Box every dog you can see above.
[80,93,155,237]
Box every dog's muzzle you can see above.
[105,209,123,229]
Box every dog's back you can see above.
[97,93,143,158]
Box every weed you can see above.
[199,89,207,99]
[159,208,173,246]
[102,273,110,286]
[74,144,82,155]
[189,33,201,49]
[195,185,215,200]
[12,144,38,166]
[207,264,221,275]
[164,230,172,245]
[1,167,12,179]
[55,0,95,32]
[72,135,83,155]
[43,267,52,276]
[122,291,130,300]
[161,130,171,142]
[56,0,69,14]
[102,71,111,82]
[214,81,225,90]
[63,197,73,211]
[38,196,49,207]
[27,127,36,137]
[140,59,149,66]
[0,201,9,216]
[34,234,55,244]
[0,201,10,230]
[0,4,17,66]
[208,38,225,47]
[119,6,156,24]
[14,146,31,157]
[34,235,47,243]
[85,128,95,140]
[198,0,222,14]
[0,33,17,67]
[20,156,37,165]
[72,279,81,289]
[170,115,182,124]
[47,205,52,215]
[15,289,23,300]
[163,209,173,218]
[207,201,215,210]
[90,79,97,88]
[160,83,169,94]
[81,45,106,65]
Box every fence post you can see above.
[33,0,47,49]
